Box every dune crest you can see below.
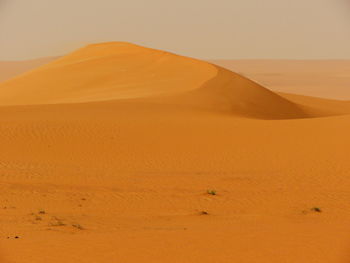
[0,42,326,119]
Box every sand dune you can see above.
[1,43,350,263]
[0,42,326,119]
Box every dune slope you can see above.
[0,57,57,83]
[211,59,350,100]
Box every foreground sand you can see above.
[1,43,350,262]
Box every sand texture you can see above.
[1,43,350,263]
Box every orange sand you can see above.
[1,43,350,263]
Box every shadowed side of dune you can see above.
[160,66,317,119]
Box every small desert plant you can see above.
[49,216,65,226]
[311,207,322,213]
[207,189,217,195]
[200,211,209,215]
[72,223,84,230]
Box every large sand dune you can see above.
[1,43,350,263]
[0,42,326,119]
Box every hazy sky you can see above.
[0,0,350,60]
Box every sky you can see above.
[0,0,349,60]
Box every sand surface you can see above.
[1,43,350,262]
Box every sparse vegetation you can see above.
[200,211,209,215]
[72,223,84,230]
[311,207,322,213]
[302,207,323,215]
[207,189,217,195]
[49,217,65,227]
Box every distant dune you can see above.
[211,60,350,100]
[1,43,350,263]
[0,57,57,83]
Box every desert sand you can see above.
[1,42,350,263]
